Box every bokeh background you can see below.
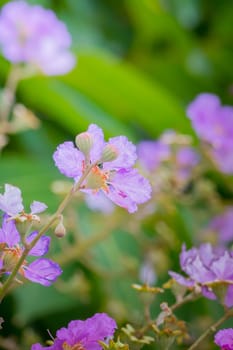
[0,0,233,349]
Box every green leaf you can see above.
[61,51,192,137]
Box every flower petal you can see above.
[30,201,47,214]
[107,168,152,213]
[0,184,24,216]
[87,124,105,163]
[24,258,62,286]
[103,136,137,170]
[26,232,51,256]
[53,141,84,179]
[0,214,20,247]
[168,271,195,287]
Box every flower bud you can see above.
[2,248,21,272]
[54,218,66,238]
[75,132,93,156]
[100,144,119,163]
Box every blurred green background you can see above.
[0,0,233,348]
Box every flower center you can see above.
[62,341,85,350]
[1,246,26,275]
[85,165,109,192]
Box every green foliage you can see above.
[0,0,233,349]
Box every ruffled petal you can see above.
[107,168,152,213]
[87,124,105,163]
[0,184,24,216]
[53,141,84,179]
[103,136,137,170]
[24,258,62,286]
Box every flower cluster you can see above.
[0,183,47,221]
[137,130,199,192]
[207,207,233,244]
[215,328,233,350]
[53,124,152,213]
[31,313,117,350]
[0,1,75,75]
[187,93,233,174]
[0,185,62,286]
[169,243,233,307]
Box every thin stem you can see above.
[137,291,200,337]
[54,213,123,266]
[0,164,94,302]
[0,65,22,122]
[187,308,233,350]
[170,291,200,312]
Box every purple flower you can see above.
[169,243,233,307]
[53,124,152,213]
[175,147,199,168]
[137,131,199,188]
[0,215,62,286]
[208,207,233,243]
[31,312,117,350]
[0,184,47,221]
[137,140,170,172]
[215,328,233,350]
[0,1,75,75]
[187,93,233,174]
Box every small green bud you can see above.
[75,132,93,156]
[100,144,119,163]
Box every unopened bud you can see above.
[100,144,119,163]
[75,132,93,156]
[2,249,20,272]
[54,220,66,238]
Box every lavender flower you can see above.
[53,124,152,213]
[208,207,233,244]
[31,312,117,350]
[169,243,233,307]
[0,214,62,286]
[137,140,170,172]
[137,131,199,190]
[0,1,75,75]
[187,93,233,174]
[214,328,233,350]
[0,184,47,221]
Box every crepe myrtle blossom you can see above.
[208,207,233,244]
[215,329,233,350]
[0,184,47,222]
[0,1,75,75]
[31,312,117,350]
[137,131,199,184]
[53,124,152,213]
[0,214,62,286]
[169,243,233,307]
[187,93,233,174]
